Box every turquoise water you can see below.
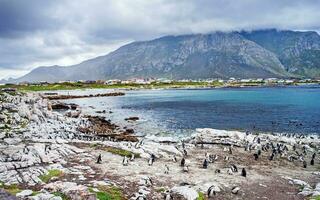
[66,85,320,135]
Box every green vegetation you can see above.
[89,185,125,200]
[104,146,140,158]
[309,195,320,200]
[156,187,166,193]
[53,192,70,200]
[39,169,63,183]
[31,191,41,196]
[0,183,22,195]
[0,81,223,92]
[197,192,206,200]
[89,143,100,148]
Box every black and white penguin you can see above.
[180,157,185,167]
[151,154,156,163]
[257,149,262,156]
[172,155,177,162]
[203,159,208,169]
[183,149,188,157]
[269,153,275,161]
[207,185,216,197]
[164,191,173,200]
[253,153,259,160]
[241,168,246,177]
[230,164,238,172]
[164,164,169,174]
[130,153,135,161]
[97,154,102,164]
[122,156,129,166]
[183,165,189,173]
[135,192,146,200]
[311,158,315,166]
[229,146,233,154]
[148,157,153,166]
[303,160,307,168]
[215,169,221,173]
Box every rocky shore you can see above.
[0,91,320,200]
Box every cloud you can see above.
[0,0,320,79]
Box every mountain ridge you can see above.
[4,29,320,83]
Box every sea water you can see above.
[63,85,320,136]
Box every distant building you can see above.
[1,88,17,92]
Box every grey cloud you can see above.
[0,0,320,79]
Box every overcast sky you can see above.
[0,0,320,79]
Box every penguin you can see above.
[164,164,169,174]
[230,164,238,172]
[97,154,102,164]
[145,176,153,186]
[312,153,316,160]
[135,192,146,200]
[172,155,177,162]
[303,160,307,168]
[203,159,208,169]
[228,146,233,154]
[224,156,229,161]
[130,153,135,161]
[269,153,274,161]
[311,158,315,166]
[151,154,156,163]
[257,149,262,156]
[227,168,233,175]
[122,156,129,166]
[257,138,261,144]
[183,149,188,157]
[183,165,189,173]
[164,191,173,200]
[180,157,185,167]
[214,169,221,174]
[148,157,153,166]
[253,153,259,160]
[241,168,247,177]
[207,185,216,197]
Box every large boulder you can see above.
[171,185,199,200]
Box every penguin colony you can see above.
[93,130,318,199]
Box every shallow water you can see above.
[62,85,320,136]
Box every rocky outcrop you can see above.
[45,92,125,100]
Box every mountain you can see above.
[8,29,320,83]
[240,29,320,78]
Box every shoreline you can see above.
[1,81,319,93]
[0,91,320,200]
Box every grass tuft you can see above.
[89,185,125,200]
[197,192,207,200]
[39,169,63,183]
[0,184,22,195]
[104,147,140,158]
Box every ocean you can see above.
[63,85,320,136]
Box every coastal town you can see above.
[1,77,320,92]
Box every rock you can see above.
[4,138,22,145]
[231,186,240,194]
[288,178,311,188]
[30,193,62,200]
[171,185,199,200]
[16,189,33,197]
[125,117,139,121]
